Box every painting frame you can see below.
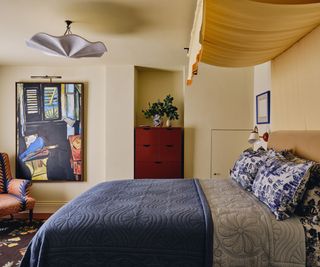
[256,90,270,125]
[15,82,84,182]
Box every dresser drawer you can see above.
[159,144,181,161]
[158,128,181,145]
[135,161,162,178]
[135,161,182,179]
[135,127,159,145]
[135,145,158,161]
[159,162,182,178]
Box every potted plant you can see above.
[163,95,179,127]
[142,95,179,127]
[142,100,165,127]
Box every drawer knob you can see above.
[154,161,162,164]
[143,144,151,147]
[165,144,174,147]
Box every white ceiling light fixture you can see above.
[26,20,107,58]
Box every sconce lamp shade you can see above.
[248,126,269,144]
[26,33,107,58]
[26,20,107,58]
[248,131,260,144]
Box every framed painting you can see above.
[16,82,84,182]
[256,90,270,124]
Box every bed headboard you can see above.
[268,131,320,163]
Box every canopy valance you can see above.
[187,0,320,84]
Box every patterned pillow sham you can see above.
[300,216,320,267]
[252,155,313,220]
[277,152,320,221]
[230,147,267,191]
[296,164,320,223]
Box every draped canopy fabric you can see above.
[187,0,320,83]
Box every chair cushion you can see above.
[0,194,35,217]
[8,178,32,197]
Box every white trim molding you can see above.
[34,201,67,213]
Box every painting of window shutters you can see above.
[16,82,84,182]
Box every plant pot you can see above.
[153,114,163,127]
[166,119,172,127]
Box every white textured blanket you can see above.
[200,179,305,267]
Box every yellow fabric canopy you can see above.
[187,0,320,83]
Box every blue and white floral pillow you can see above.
[296,164,320,223]
[230,148,267,191]
[252,155,313,220]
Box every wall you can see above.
[253,62,271,149]
[184,63,253,178]
[105,65,135,179]
[0,64,136,212]
[135,67,184,127]
[272,25,320,131]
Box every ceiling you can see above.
[0,0,196,70]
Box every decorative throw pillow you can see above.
[296,164,320,223]
[300,216,320,267]
[252,155,313,220]
[230,147,267,191]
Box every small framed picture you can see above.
[256,91,270,124]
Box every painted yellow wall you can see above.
[106,65,135,179]
[272,25,320,131]
[184,63,254,178]
[135,67,184,127]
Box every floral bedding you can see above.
[300,216,320,267]
[230,147,267,191]
[252,154,313,220]
[200,179,305,267]
[231,147,320,266]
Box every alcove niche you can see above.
[134,66,184,127]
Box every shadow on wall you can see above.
[184,127,195,178]
[62,2,149,34]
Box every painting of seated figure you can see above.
[16,82,84,182]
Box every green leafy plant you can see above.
[142,94,179,121]
[163,95,179,120]
[142,100,165,119]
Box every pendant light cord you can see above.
[64,20,73,35]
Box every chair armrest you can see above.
[7,178,32,198]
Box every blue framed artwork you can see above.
[16,82,84,182]
[256,90,270,124]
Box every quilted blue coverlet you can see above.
[20,179,213,267]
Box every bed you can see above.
[20,131,320,267]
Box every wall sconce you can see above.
[248,126,269,144]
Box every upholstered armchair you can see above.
[0,153,35,222]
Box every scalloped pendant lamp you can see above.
[26,20,107,58]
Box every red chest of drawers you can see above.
[134,127,184,179]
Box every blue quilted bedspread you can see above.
[20,179,213,267]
